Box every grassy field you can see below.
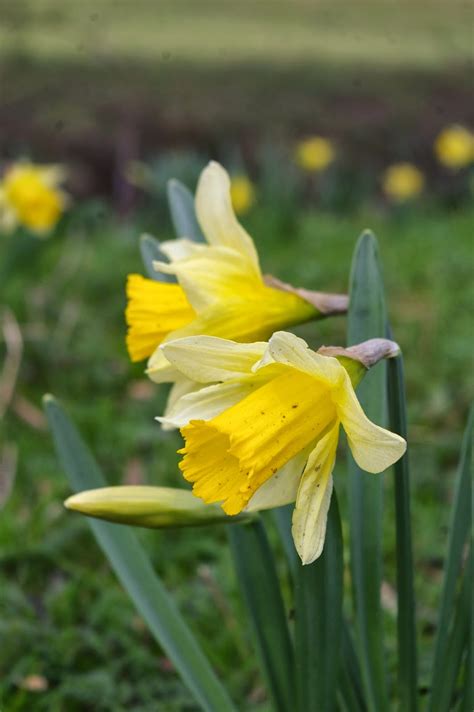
[0,189,472,709]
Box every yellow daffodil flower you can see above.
[126,162,348,384]
[157,331,406,564]
[295,136,335,173]
[434,125,474,170]
[382,163,424,202]
[230,174,255,215]
[0,162,67,235]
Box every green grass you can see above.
[0,191,472,709]
[1,0,471,69]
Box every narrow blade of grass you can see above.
[347,230,388,711]
[44,394,236,712]
[428,406,473,711]
[387,354,418,711]
[167,178,205,242]
[228,520,295,712]
[294,492,343,712]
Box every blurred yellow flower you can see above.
[295,136,335,173]
[230,175,255,215]
[0,162,67,235]
[434,125,474,170]
[382,163,424,202]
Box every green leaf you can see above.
[294,492,343,712]
[431,549,472,712]
[347,230,388,711]
[43,395,236,712]
[139,233,174,282]
[167,178,205,242]
[228,519,295,712]
[387,354,418,711]
[338,624,366,712]
[271,504,299,574]
[428,406,473,711]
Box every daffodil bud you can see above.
[65,485,255,528]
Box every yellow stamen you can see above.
[125,274,195,361]
[179,366,337,514]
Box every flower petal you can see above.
[158,237,202,262]
[161,335,266,383]
[292,425,339,564]
[336,371,407,473]
[161,377,201,432]
[195,161,260,272]
[154,244,261,312]
[159,379,262,429]
[257,330,344,386]
[245,448,309,512]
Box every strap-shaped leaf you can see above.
[294,492,343,712]
[428,406,473,711]
[271,502,365,709]
[43,395,236,712]
[347,230,388,711]
[228,520,295,712]
[167,178,205,242]
[387,354,418,711]
[431,549,472,711]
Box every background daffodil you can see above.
[0,161,67,235]
[158,331,406,565]
[434,124,474,170]
[126,161,348,384]
[229,174,256,215]
[295,136,335,173]
[382,162,424,202]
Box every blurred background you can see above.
[0,1,473,710]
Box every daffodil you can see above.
[0,161,67,235]
[126,162,348,384]
[230,174,255,215]
[382,163,424,203]
[434,125,474,170]
[295,136,335,173]
[157,331,406,564]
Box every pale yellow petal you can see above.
[158,237,202,262]
[154,244,261,312]
[257,330,345,386]
[161,335,266,383]
[245,448,309,512]
[336,371,406,473]
[161,377,201,432]
[147,346,182,383]
[292,425,339,564]
[159,379,262,430]
[195,161,260,272]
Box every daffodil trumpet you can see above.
[65,486,255,528]
[125,162,348,380]
[157,331,406,565]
